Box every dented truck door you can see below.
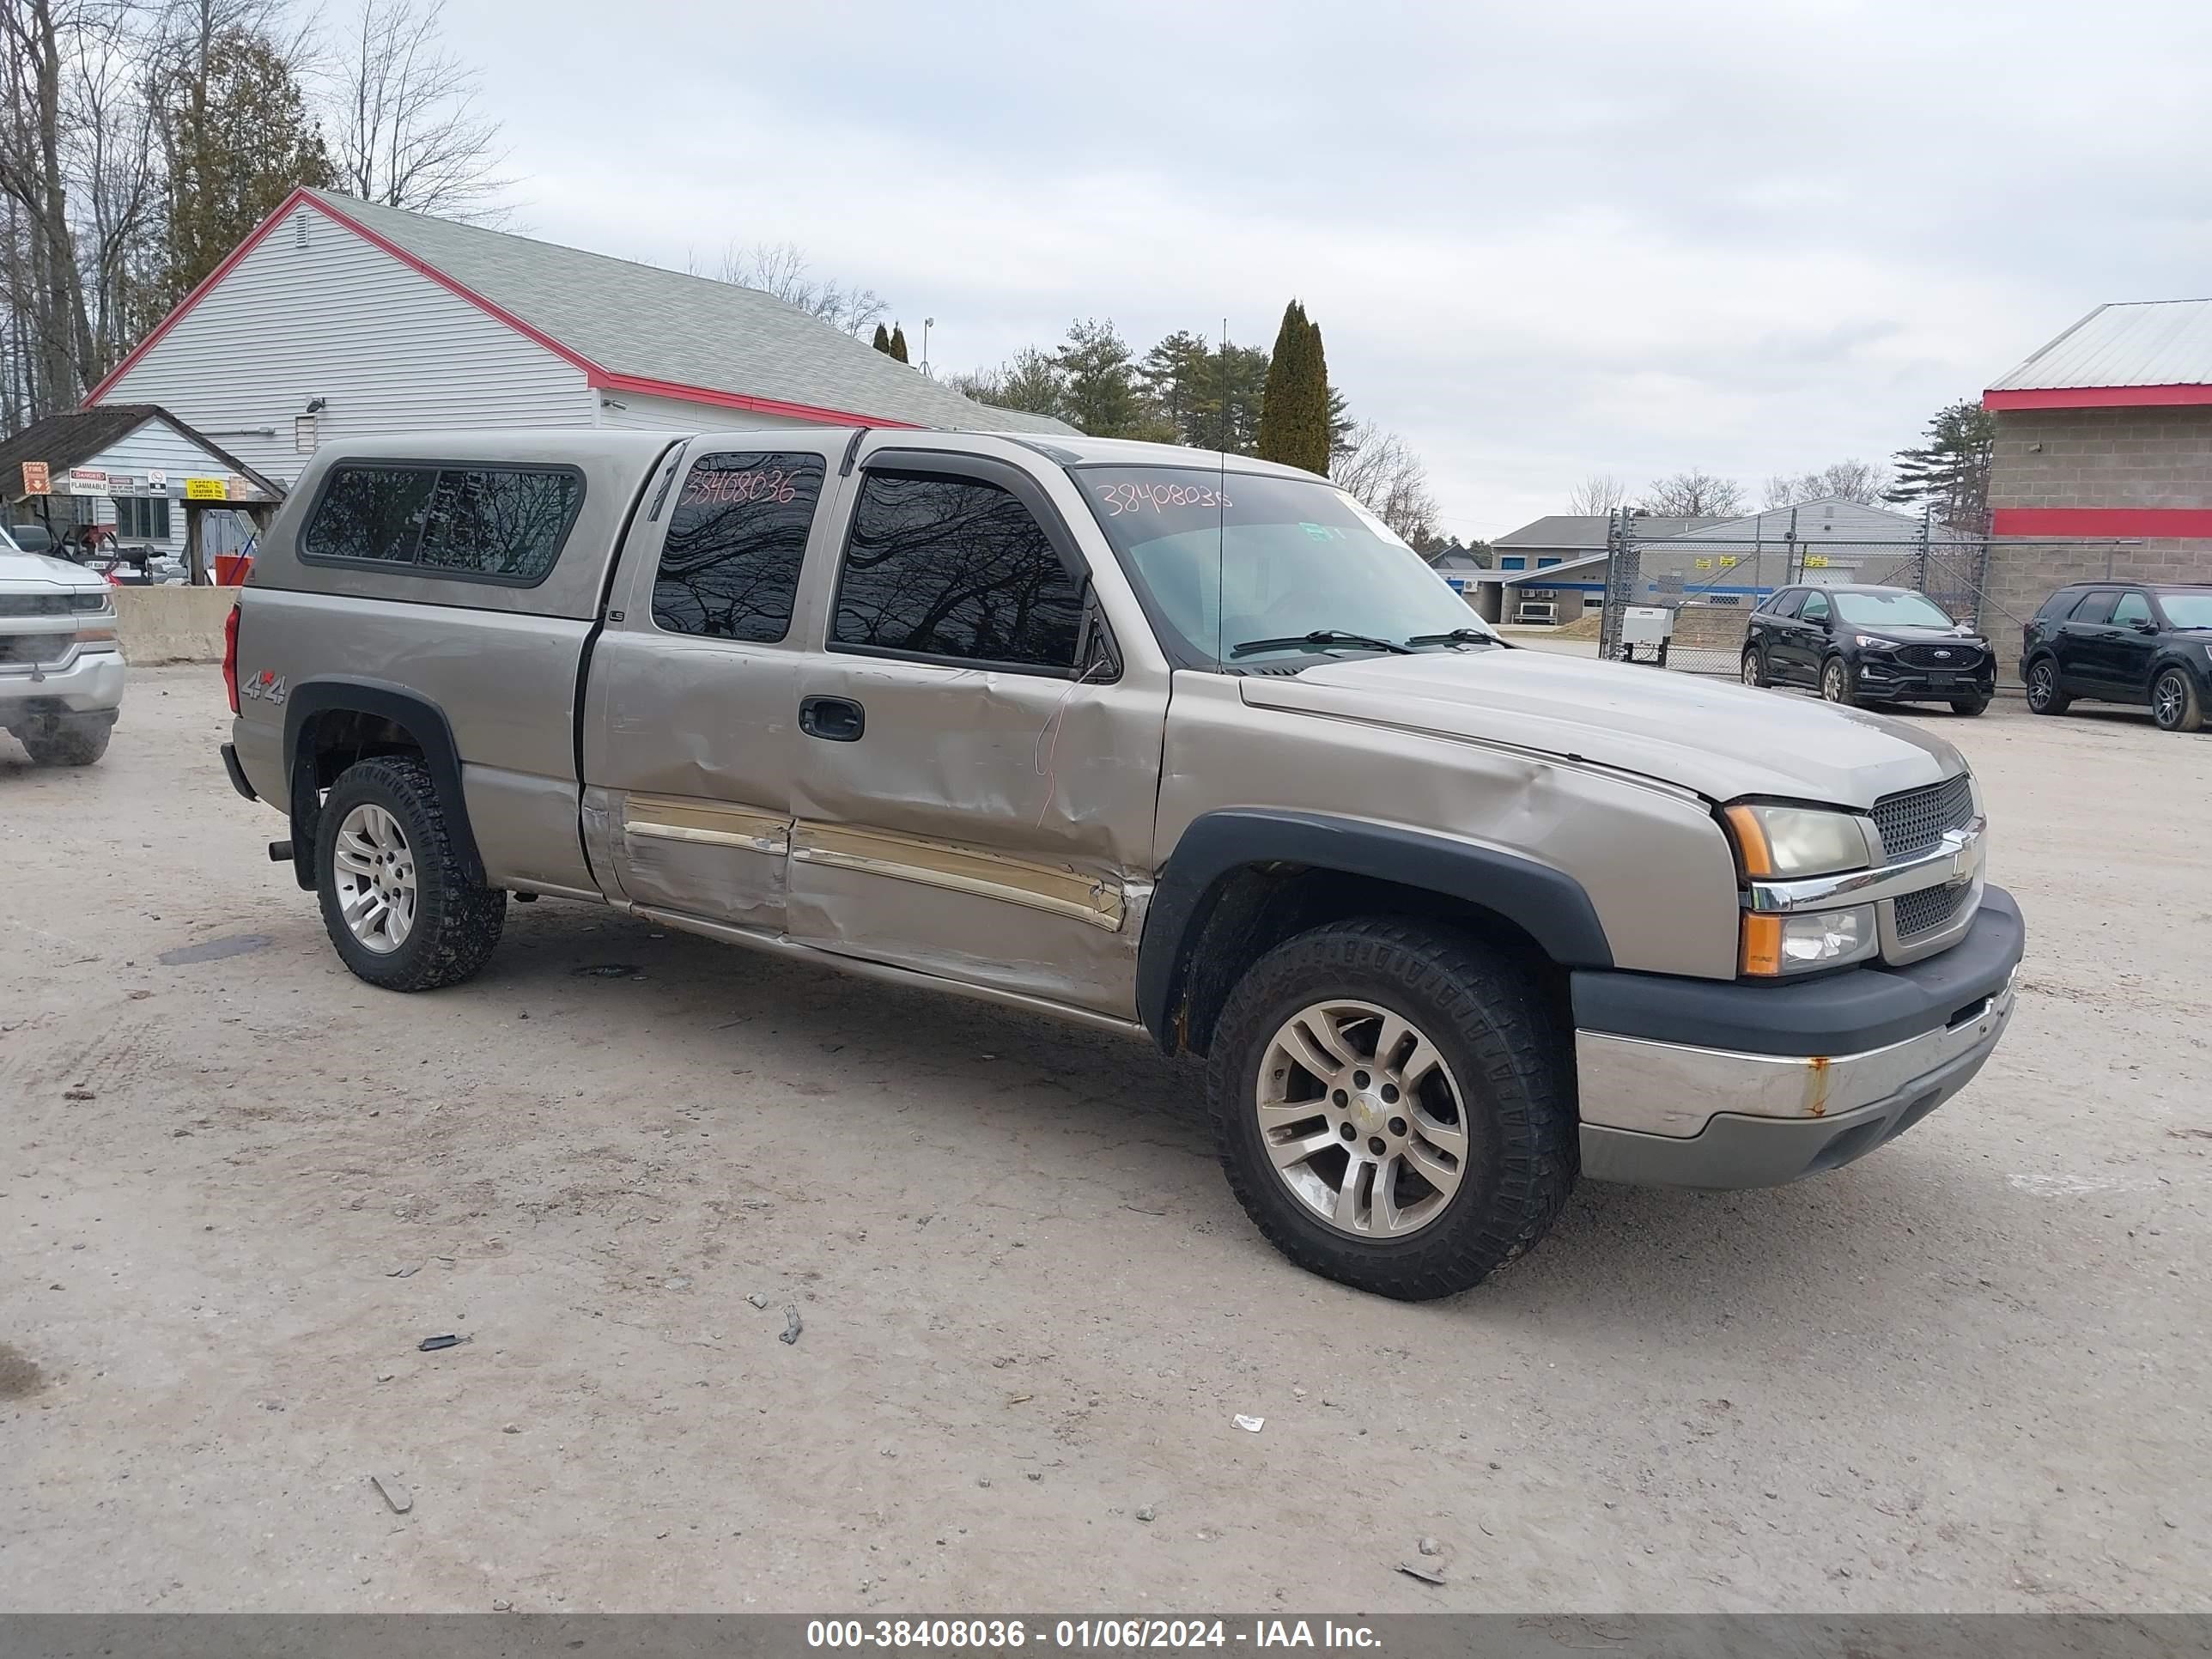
[782,450,1165,1019]
[580,439,842,933]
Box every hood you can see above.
[1848,623,1986,646]
[0,550,108,592]
[1238,647,1964,808]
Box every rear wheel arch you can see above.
[1137,811,1611,1057]
[284,680,485,891]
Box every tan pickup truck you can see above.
[220,428,2022,1298]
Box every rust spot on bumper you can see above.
[1804,1054,1832,1117]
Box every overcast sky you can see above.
[434,0,2211,540]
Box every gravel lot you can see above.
[3,667,2206,1613]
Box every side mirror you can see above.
[2133,617,2158,633]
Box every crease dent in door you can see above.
[622,793,790,854]
[790,822,1127,931]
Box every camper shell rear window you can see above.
[300,460,586,586]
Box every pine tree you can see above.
[872,324,892,356]
[1256,301,1331,475]
[159,29,335,306]
[1054,319,1176,440]
[888,325,909,364]
[1886,401,1996,532]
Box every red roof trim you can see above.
[1984,384,2212,410]
[589,370,919,429]
[1992,507,2212,538]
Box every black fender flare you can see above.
[1135,809,1613,1049]
[283,678,485,889]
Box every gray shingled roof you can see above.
[308,191,1076,434]
[1493,514,1729,550]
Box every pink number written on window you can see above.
[682,468,800,508]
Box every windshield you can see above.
[1077,466,1494,664]
[1831,590,1958,629]
[2158,592,2212,629]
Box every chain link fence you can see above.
[1592,511,2143,684]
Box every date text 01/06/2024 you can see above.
[804,1621,1382,1650]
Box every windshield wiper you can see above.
[1228,629,1413,659]
[1402,628,1498,648]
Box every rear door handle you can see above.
[799,696,865,742]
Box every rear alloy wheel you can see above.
[316,755,507,991]
[1206,918,1575,1301]
[1820,655,1858,707]
[2026,658,2071,715]
[2152,667,2205,733]
[1741,647,1768,688]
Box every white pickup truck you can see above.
[0,525,124,766]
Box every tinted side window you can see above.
[653,453,826,641]
[2111,591,2153,626]
[1767,589,1804,617]
[2035,588,2085,622]
[302,462,580,584]
[2070,590,2118,625]
[833,471,1085,670]
[417,469,583,581]
[1799,592,1830,622]
[303,466,435,563]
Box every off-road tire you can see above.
[14,715,111,766]
[2152,667,2205,733]
[1740,647,1769,688]
[1820,654,1859,707]
[1948,693,1990,717]
[2026,658,2071,715]
[1206,918,1576,1301]
[316,755,506,991]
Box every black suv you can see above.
[1741,584,1994,714]
[2021,582,2212,733]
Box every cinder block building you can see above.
[1984,299,2212,677]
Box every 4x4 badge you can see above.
[243,669,288,706]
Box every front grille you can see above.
[1893,880,1972,939]
[1871,773,1975,860]
[1895,643,1985,672]
[0,593,71,618]
[0,632,66,665]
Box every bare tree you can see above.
[1566,472,1625,516]
[1762,459,1893,509]
[702,240,887,337]
[1638,469,1745,518]
[1331,420,1438,544]
[329,0,507,221]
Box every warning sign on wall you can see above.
[184,477,228,501]
[20,460,49,495]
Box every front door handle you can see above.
[799,696,866,742]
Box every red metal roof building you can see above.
[1980,299,2212,674]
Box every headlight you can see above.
[1723,802,1874,878]
[1853,634,1893,649]
[1741,906,1880,975]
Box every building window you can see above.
[112,496,171,540]
[1498,555,1526,570]
[1537,556,1562,568]
[653,452,826,641]
[301,462,583,585]
[833,471,1085,672]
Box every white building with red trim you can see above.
[1981,298,2211,676]
[86,188,1073,489]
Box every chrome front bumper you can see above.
[0,644,126,716]
[1569,888,2025,1189]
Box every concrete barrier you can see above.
[113,585,235,665]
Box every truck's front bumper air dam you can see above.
[1569,885,2024,1189]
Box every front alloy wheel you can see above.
[1255,999,1468,1238]
[1820,656,1856,705]
[2152,667,2205,733]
